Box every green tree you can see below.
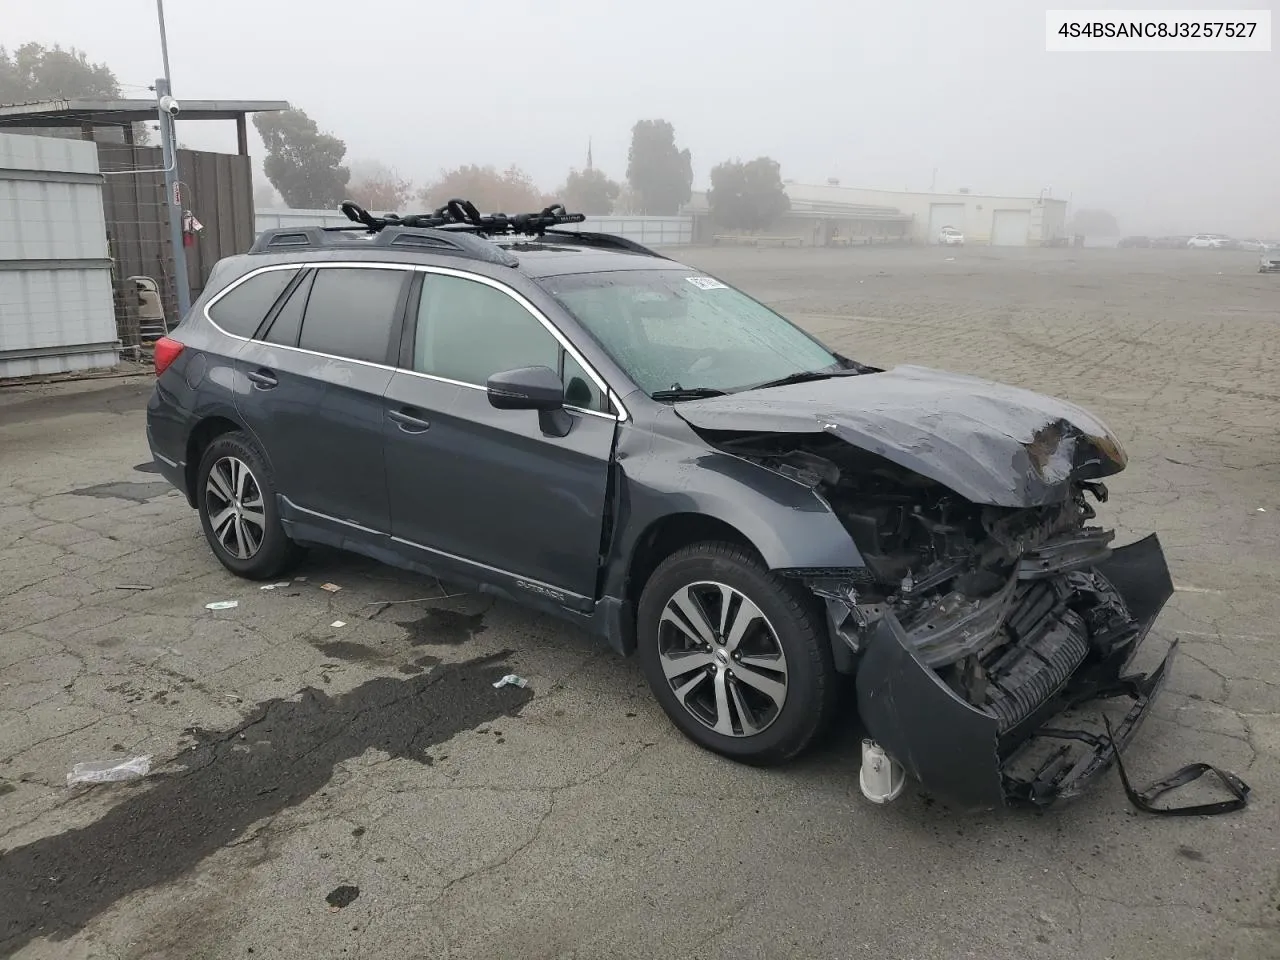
[556,167,620,215]
[707,157,790,231]
[626,119,692,215]
[0,42,147,143]
[347,159,414,211]
[253,108,350,209]
[419,164,544,213]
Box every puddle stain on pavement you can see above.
[0,652,533,955]
[397,608,487,646]
[68,480,174,502]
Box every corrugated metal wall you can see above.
[0,132,118,378]
[97,144,254,331]
[255,209,695,246]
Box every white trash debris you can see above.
[321,582,342,593]
[493,674,529,689]
[205,600,239,610]
[331,620,347,628]
[67,756,152,785]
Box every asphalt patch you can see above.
[325,885,360,910]
[397,608,487,645]
[0,652,533,954]
[68,480,173,502]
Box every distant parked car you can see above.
[937,226,964,246]
[1236,238,1267,252]
[1187,234,1237,249]
[1260,245,1280,273]
[1150,236,1191,249]
[1117,236,1151,248]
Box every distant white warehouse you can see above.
[785,182,1068,246]
[687,181,1069,247]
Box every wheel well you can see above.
[184,416,243,504]
[625,513,761,609]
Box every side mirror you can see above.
[487,366,564,411]
[486,366,571,437]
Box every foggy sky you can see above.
[5,0,1278,234]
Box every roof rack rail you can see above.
[248,200,668,265]
[247,224,519,267]
[541,228,669,260]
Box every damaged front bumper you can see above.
[853,533,1176,810]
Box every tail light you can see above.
[153,336,185,376]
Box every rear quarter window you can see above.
[207,268,299,337]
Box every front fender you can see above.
[609,440,866,579]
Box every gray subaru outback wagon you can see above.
[146,201,1177,809]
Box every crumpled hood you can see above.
[673,365,1127,507]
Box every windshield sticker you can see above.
[685,276,727,291]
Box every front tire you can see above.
[196,431,301,580]
[636,542,837,765]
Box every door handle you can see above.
[246,369,278,389]
[388,407,431,432]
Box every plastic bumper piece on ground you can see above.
[854,534,1175,811]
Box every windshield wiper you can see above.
[746,368,854,391]
[649,386,728,401]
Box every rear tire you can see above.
[636,541,837,765]
[196,431,301,580]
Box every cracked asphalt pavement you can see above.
[1,246,1278,959]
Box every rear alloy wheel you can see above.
[196,431,301,580]
[205,456,265,561]
[637,542,837,765]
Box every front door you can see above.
[234,264,412,535]
[383,270,617,605]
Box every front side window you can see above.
[208,268,299,337]
[297,267,408,364]
[540,270,841,396]
[413,273,608,412]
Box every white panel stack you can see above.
[0,132,118,377]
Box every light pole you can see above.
[155,0,191,318]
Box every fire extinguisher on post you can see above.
[182,211,204,248]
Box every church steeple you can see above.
[586,137,593,171]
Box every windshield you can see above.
[539,269,841,396]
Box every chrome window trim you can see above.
[203,260,629,422]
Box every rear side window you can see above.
[259,271,313,347]
[208,268,299,337]
[297,267,408,364]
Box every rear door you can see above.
[383,269,618,604]
[234,263,413,535]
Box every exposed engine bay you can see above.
[707,431,1177,807]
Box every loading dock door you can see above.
[991,209,1032,246]
[928,203,966,241]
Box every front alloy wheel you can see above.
[637,542,838,765]
[658,581,788,737]
[204,456,266,560]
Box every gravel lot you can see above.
[1,245,1277,960]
